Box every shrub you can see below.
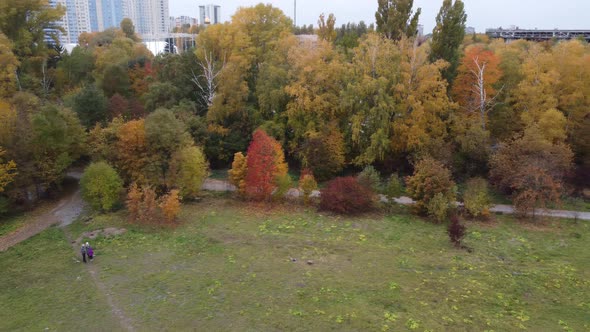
[228,152,248,196]
[406,158,456,215]
[385,173,404,198]
[357,165,382,193]
[463,177,491,219]
[126,182,142,222]
[139,186,158,224]
[320,177,373,215]
[80,162,123,212]
[447,215,466,248]
[273,174,293,201]
[159,189,181,223]
[427,192,452,223]
[126,184,159,224]
[299,169,318,205]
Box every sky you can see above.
[170,0,590,33]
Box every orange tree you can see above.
[244,129,288,201]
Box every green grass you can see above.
[0,227,121,331]
[0,213,28,237]
[2,198,590,331]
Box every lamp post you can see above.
[294,0,296,26]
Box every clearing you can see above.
[1,197,589,331]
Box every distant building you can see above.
[417,24,424,37]
[465,26,476,35]
[48,0,171,44]
[128,0,170,40]
[199,4,221,25]
[47,0,91,44]
[486,27,590,42]
[89,0,125,31]
[169,15,198,32]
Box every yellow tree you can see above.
[0,147,16,193]
[285,40,347,153]
[228,152,248,196]
[0,34,19,98]
[391,37,453,159]
[116,119,150,184]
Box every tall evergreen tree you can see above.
[429,0,467,88]
[375,0,421,41]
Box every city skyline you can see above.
[175,0,590,33]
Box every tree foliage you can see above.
[429,0,467,87]
[317,13,337,43]
[80,161,123,212]
[490,126,573,217]
[68,84,108,128]
[375,0,421,41]
[406,158,456,215]
[159,189,181,224]
[168,146,208,200]
[462,177,491,219]
[229,152,248,196]
[244,130,288,201]
[0,147,17,193]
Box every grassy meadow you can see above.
[1,197,589,331]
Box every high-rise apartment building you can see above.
[89,0,126,31]
[49,0,170,44]
[128,0,170,39]
[48,0,91,44]
[199,4,220,25]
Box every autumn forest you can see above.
[0,0,589,220]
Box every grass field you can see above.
[1,197,589,331]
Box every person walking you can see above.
[86,242,94,261]
[81,243,87,263]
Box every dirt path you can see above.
[0,173,86,252]
[202,179,590,221]
[63,229,135,331]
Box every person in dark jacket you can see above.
[81,243,87,263]
[86,242,94,261]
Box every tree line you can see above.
[0,0,588,219]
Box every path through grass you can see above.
[2,198,589,330]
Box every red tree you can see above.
[244,130,288,201]
[108,93,128,119]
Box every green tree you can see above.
[0,0,65,60]
[31,104,86,191]
[168,146,208,200]
[375,0,421,41]
[144,109,191,189]
[100,64,130,97]
[120,18,138,41]
[429,0,467,88]
[55,46,95,93]
[80,161,123,211]
[143,82,182,113]
[68,84,108,128]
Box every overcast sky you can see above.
[170,0,590,33]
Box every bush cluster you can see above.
[320,177,374,215]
